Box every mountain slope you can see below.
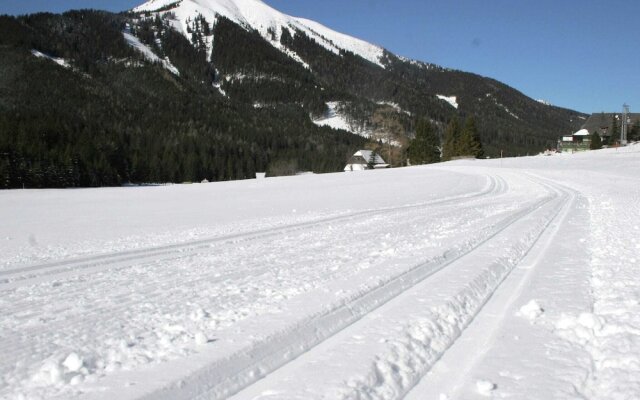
[133,0,585,152]
[134,0,385,67]
[0,11,365,188]
[0,2,587,188]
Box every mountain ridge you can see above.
[134,0,386,68]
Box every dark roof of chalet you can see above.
[581,112,640,135]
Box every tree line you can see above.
[590,115,640,150]
[405,116,483,165]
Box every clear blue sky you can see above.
[2,0,638,114]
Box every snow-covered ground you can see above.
[30,50,71,69]
[436,94,458,109]
[312,102,372,137]
[1,145,639,400]
[122,30,180,76]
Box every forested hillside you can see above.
[0,6,586,188]
[0,11,364,188]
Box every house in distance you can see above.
[559,111,640,153]
[344,150,390,171]
[580,112,640,140]
[559,128,591,153]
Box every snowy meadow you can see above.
[1,145,639,400]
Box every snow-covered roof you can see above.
[353,150,386,164]
[573,129,590,136]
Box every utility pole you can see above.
[621,103,630,145]
[387,130,392,168]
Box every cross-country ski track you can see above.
[1,146,639,400]
[0,175,503,289]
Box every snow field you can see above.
[578,175,640,398]
[408,147,639,400]
[405,179,593,399]
[231,174,571,400]
[91,174,557,400]
[1,173,493,287]
[0,169,481,271]
[1,146,639,400]
[1,173,517,399]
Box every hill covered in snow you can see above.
[134,0,386,68]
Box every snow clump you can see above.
[516,299,544,322]
[476,379,497,396]
[62,353,84,372]
[194,332,209,345]
[555,312,604,346]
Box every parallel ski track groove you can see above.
[399,175,578,400]
[7,183,509,326]
[0,175,503,288]
[0,176,508,359]
[139,176,566,400]
[0,179,513,364]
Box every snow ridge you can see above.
[436,94,458,109]
[134,0,385,68]
[30,49,71,69]
[312,102,373,137]
[123,30,180,75]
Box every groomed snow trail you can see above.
[0,170,512,399]
[580,173,640,398]
[404,178,593,399]
[405,147,640,400]
[1,147,639,400]
[229,175,571,400]
[0,175,499,288]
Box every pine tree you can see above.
[629,121,640,142]
[468,117,484,158]
[367,150,377,169]
[458,117,483,158]
[407,118,440,164]
[589,132,602,150]
[442,118,460,161]
[608,115,619,146]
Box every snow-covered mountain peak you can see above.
[134,0,385,68]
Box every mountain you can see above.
[134,0,385,68]
[0,1,587,188]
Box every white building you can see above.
[344,150,390,171]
